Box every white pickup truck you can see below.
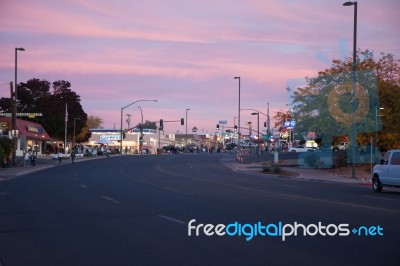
[372,149,400,192]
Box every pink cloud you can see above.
[1,0,398,133]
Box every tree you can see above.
[75,115,104,143]
[273,109,292,130]
[0,79,90,142]
[0,137,13,164]
[86,115,104,129]
[134,120,157,130]
[290,50,400,150]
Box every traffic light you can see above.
[160,119,164,130]
[216,124,219,130]
[139,135,143,144]
[234,125,237,131]
[181,118,184,125]
[122,132,126,139]
[264,122,267,127]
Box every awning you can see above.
[0,117,52,140]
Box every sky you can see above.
[1,0,399,134]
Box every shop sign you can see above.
[100,135,121,141]
[284,120,296,129]
[0,122,8,132]
[26,125,43,134]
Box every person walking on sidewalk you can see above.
[57,151,62,164]
[71,150,76,164]
[23,150,29,167]
[30,152,36,167]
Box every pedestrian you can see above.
[30,152,36,167]
[23,150,29,167]
[58,151,62,164]
[71,150,76,164]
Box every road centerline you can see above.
[101,196,121,204]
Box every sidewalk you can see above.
[0,155,110,181]
[229,161,371,185]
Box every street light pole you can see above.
[73,117,81,150]
[343,1,357,178]
[120,100,157,154]
[267,102,270,137]
[138,106,144,125]
[375,107,384,162]
[13,47,25,166]
[251,112,260,162]
[185,108,190,148]
[234,116,237,145]
[234,77,240,147]
[138,106,144,154]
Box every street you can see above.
[0,153,399,266]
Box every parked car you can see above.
[290,145,316,153]
[372,149,400,192]
[226,143,237,150]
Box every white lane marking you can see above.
[80,184,87,189]
[363,196,395,201]
[158,215,186,225]
[282,185,298,188]
[0,192,10,195]
[101,196,121,204]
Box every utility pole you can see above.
[126,114,131,130]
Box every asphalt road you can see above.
[0,153,398,266]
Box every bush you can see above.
[271,164,282,174]
[262,166,271,173]
[0,137,13,166]
[262,164,282,174]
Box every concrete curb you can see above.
[226,161,370,185]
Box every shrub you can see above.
[262,166,271,173]
[262,164,282,174]
[271,164,282,174]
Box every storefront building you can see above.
[0,117,52,156]
[87,128,171,154]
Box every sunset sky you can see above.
[1,0,399,134]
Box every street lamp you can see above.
[120,100,157,154]
[185,108,190,148]
[234,116,237,145]
[138,106,144,125]
[251,112,260,162]
[234,77,240,147]
[247,121,252,138]
[12,47,25,166]
[267,102,270,138]
[343,1,358,178]
[375,107,384,161]
[73,117,81,150]
[138,106,144,154]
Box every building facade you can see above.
[0,117,52,156]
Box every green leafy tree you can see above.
[134,120,157,130]
[0,79,90,142]
[290,51,400,150]
[0,137,13,163]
